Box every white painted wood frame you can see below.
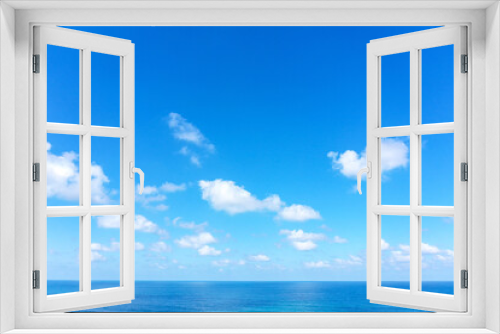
[366,26,467,312]
[32,26,135,312]
[2,3,493,333]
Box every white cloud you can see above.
[327,150,366,179]
[90,240,121,262]
[381,239,390,250]
[141,185,159,195]
[179,146,201,167]
[135,185,167,209]
[277,204,321,222]
[136,181,185,210]
[97,215,168,238]
[422,243,441,254]
[135,215,168,238]
[327,138,409,178]
[391,250,410,262]
[304,261,331,268]
[91,241,120,252]
[334,255,363,266]
[96,215,121,228]
[292,240,317,250]
[333,236,348,244]
[46,143,114,204]
[435,250,454,262]
[198,245,222,256]
[175,232,216,249]
[399,244,410,252]
[149,241,170,253]
[155,204,169,211]
[398,243,441,254]
[280,229,326,251]
[248,254,270,262]
[199,179,283,214]
[161,182,187,193]
[173,217,208,233]
[212,259,231,267]
[168,113,215,152]
[135,242,145,251]
[91,251,106,262]
[279,229,326,241]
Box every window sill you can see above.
[3,329,497,334]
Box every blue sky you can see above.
[45,26,454,283]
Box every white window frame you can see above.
[33,26,136,313]
[1,1,499,333]
[366,26,468,312]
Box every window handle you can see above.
[357,162,372,195]
[129,161,145,195]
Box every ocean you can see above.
[47,281,453,312]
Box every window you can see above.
[364,26,467,312]
[6,3,495,332]
[33,26,138,312]
[33,25,467,314]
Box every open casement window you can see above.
[33,26,140,312]
[365,26,467,312]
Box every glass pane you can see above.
[421,216,454,295]
[381,215,410,290]
[421,45,454,124]
[47,133,80,206]
[91,215,121,290]
[91,136,120,205]
[47,217,80,295]
[421,133,454,206]
[381,136,410,205]
[381,52,410,127]
[47,45,80,124]
[91,52,120,127]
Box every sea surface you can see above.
[47,281,453,313]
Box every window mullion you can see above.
[82,47,92,294]
[409,47,420,295]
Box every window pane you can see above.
[421,133,454,206]
[91,216,121,290]
[91,52,121,127]
[47,134,80,206]
[381,215,410,290]
[421,216,454,295]
[47,45,80,124]
[381,136,410,205]
[47,217,80,295]
[381,52,410,127]
[91,136,120,205]
[421,45,454,124]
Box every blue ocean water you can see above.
[47,281,453,312]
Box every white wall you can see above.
[486,2,500,333]
[0,2,16,333]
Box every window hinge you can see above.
[33,270,40,289]
[461,270,468,289]
[461,54,468,73]
[461,162,468,182]
[33,54,40,73]
[33,163,40,182]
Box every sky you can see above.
[45,26,455,285]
